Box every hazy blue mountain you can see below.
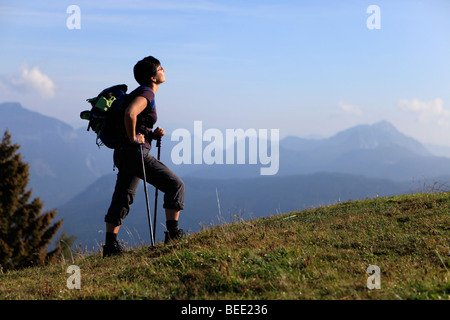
[280,121,429,155]
[324,121,429,155]
[425,143,450,158]
[171,121,450,181]
[3,101,450,207]
[0,102,113,209]
[3,101,450,209]
[3,101,450,249]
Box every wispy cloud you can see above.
[1,64,56,99]
[338,101,363,116]
[397,98,449,126]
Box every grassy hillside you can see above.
[0,192,448,300]
[56,172,414,249]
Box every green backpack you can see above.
[80,84,128,148]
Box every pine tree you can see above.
[0,130,63,271]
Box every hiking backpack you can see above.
[80,84,128,149]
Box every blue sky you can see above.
[1,0,450,145]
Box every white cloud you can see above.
[1,64,56,99]
[397,98,449,125]
[338,101,363,116]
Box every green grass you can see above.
[0,192,449,300]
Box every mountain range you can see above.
[1,102,450,248]
[0,102,112,209]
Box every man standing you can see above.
[103,56,185,257]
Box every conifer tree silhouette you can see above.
[0,130,63,271]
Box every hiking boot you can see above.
[164,228,185,244]
[103,240,124,258]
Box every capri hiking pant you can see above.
[104,144,185,226]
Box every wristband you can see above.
[134,136,138,144]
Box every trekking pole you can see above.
[152,136,161,244]
[139,144,155,247]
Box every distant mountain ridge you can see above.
[0,102,112,209]
[273,121,447,181]
[293,120,429,155]
[281,121,425,152]
[172,120,449,180]
[3,101,450,248]
[2,101,450,209]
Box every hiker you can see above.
[103,56,185,257]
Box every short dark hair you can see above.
[133,56,161,86]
